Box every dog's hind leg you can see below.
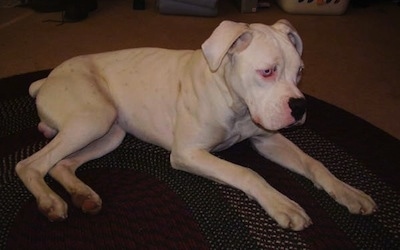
[48,124,126,215]
[15,108,117,221]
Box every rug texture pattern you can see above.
[1,70,399,249]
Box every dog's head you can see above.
[202,20,306,131]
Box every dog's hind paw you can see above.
[71,185,102,215]
[37,194,68,221]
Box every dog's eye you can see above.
[262,69,272,77]
[259,66,277,78]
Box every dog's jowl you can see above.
[16,20,376,231]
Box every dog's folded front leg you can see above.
[251,132,377,215]
[170,148,312,231]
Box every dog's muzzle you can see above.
[289,97,307,121]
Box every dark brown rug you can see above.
[1,70,399,249]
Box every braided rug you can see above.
[1,70,399,249]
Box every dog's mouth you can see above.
[251,117,305,132]
[250,109,306,132]
[286,121,302,128]
[279,116,306,132]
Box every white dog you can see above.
[16,20,376,231]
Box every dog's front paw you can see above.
[264,195,312,231]
[37,193,68,221]
[328,182,377,215]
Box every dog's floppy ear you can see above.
[202,20,250,72]
[272,19,303,56]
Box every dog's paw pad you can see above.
[71,190,102,215]
[81,198,102,215]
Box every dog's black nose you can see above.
[288,97,307,121]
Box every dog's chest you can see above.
[212,115,261,152]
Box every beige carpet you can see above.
[0,0,399,140]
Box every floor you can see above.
[0,0,399,139]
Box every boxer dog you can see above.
[16,20,376,231]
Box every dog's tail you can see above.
[29,79,45,98]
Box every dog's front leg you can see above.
[170,148,312,231]
[251,133,377,215]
